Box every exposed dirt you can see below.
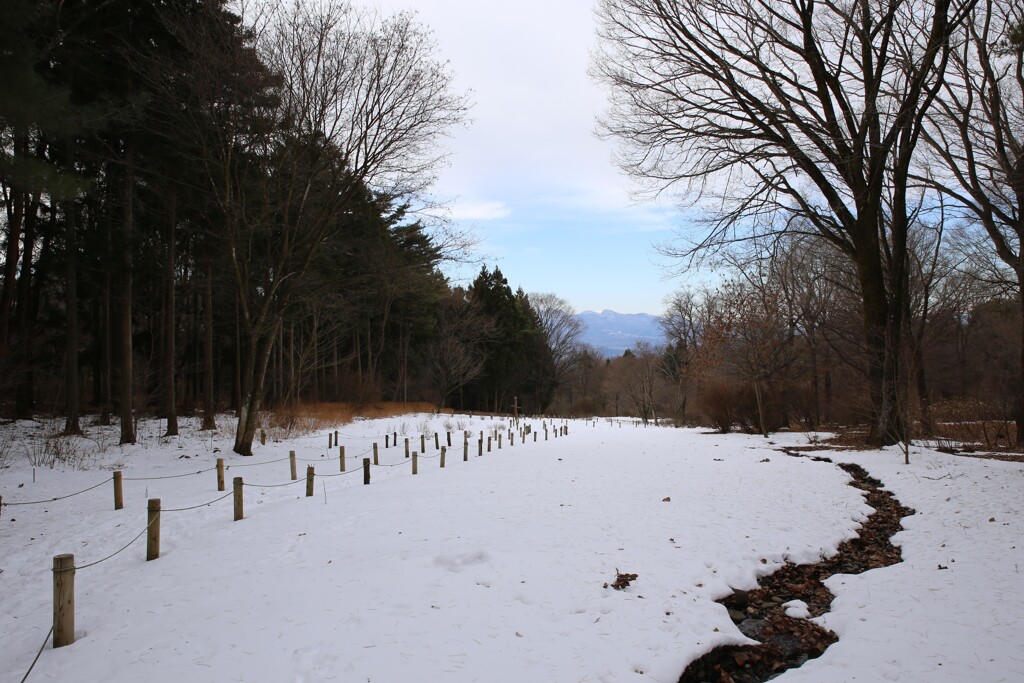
[677,455,915,683]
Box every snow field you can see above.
[2,416,1021,682]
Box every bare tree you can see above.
[595,0,974,444]
[428,291,496,408]
[530,292,585,389]
[921,0,1024,443]
[660,287,719,423]
[164,1,469,454]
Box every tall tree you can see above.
[922,0,1024,443]
[595,0,974,444]
[163,1,468,453]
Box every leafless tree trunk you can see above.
[62,143,82,435]
[163,189,178,437]
[118,150,136,445]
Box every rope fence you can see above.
[11,415,581,683]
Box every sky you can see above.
[370,0,689,315]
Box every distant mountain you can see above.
[576,310,664,358]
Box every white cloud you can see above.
[446,199,512,221]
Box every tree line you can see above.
[551,232,1020,451]
[0,1,584,454]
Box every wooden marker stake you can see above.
[147,499,161,561]
[53,554,75,648]
[113,470,124,510]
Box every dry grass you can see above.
[929,398,1019,452]
[264,402,446,438]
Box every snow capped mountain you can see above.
[576,309,663,357]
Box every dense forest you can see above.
[0,0,575,454]
[3,0,1023,454]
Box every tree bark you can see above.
[14,192,40,418]
[63,147,82,434]
[201,262,217,430]
[233,320,280,455]
[119,151,136,445]
[163,190,178,436]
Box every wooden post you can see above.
[233,477,243,521]
[420,434,426,452]
[434,432,439,450]
[447,431,452,447]
[497,434,502,449]
[440,446,446,468]
[464,437,469,462]
[373,442,379,465]
[405,438,410,458]
[113,470,123,510]
[412,451,418,475]
[534,432,537,442]
[385,434,390,448]
[478,438,483,457]
[511,432,515,446]
[339,446,346,472]
[306,466,315,497]
[363,458,370,485]
[487,436,492,452]
[260,429,266,446]
[290,450,297,480]
[52,554,75,648]
[393,431,397,446]
[146,498,161,561]
[334,430,339,448]
[216,458,225,492]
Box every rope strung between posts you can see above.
[241,479,306,489]
[123,466,218,481]
[67,515,159,572]
[317,468,363,478]
[18,623,52,683]
[160,490,234,512]
[224,455,293,468]
[3,477,113,506]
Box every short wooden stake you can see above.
[447,431,452,447]
[373,442,379,465]
[113,470,124,510]
[385,434,390,448]
[146,498,161,561]
[434,432,439,450]
[440,446,446,468]
[511,433,515,446]
[464,438,469,462]
[363,458,371,485]
[334,430,339,448]
[393,431,397,446]
[498,434,502,449]
[260,429,266,446]
[233,477,244,521]
[421,434,426,452]
[405,438,410,458]
[53,554,75,648]
[534,432,537,442]
[290,450,297,480]
[412,451,418,475]
[306,466,315,497]
[487,436,492,452]
[339,445,346,472]
[216,458,225,491]
[478,438,483,457]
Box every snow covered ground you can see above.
[1,414,1021,682]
